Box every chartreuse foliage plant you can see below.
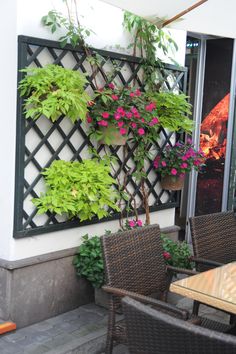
[73,234,104,288]
[32,159,120,221]
[146,92,193,133]
[18,64,90,122]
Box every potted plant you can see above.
[87,84,160,145]
[32,158,120,220]
[73,224,193,308]
[146,91,193,133]
[153,140,206,190]
[18,64,91,122]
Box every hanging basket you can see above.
[99,123,127,146]
[161,175,185,191]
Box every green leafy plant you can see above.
[18,64,90,122]
[161,234,194,269]
[73,234,104,288]
[123,11,178,90]
[32,159,120,221]
[146,92,193,133]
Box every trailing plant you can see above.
[146,92,193,133]
[32,159,120,221]
[123,11,178,90]
[73,234,104,288]
[18,64,90,122]
[161,234,194,269]
[41,1,105,90]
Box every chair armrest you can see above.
[190,256,223,268]
[166,265,198,276]
[102,285,189,320]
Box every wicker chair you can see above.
[189,211,236,272]
[122,296,236,354]
[100,224,231,354]
[189,211,236,319]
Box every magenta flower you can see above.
[129,220,136,228]
[119,128,127,135]
[180,163,188,168]
[87,116,92,123]
[135,89,141,96]
[98,120,108,127]
[102,112,109,119]
[114,113,121,120]
[138,128,145,136]
[117,121,124,127]
[161,161,167,167]
[171,168,177,175]
[108,83,115,89]
[163,251,171,260]
[136,219,142,226]
[117,107,125,114]
[130,92,135,98]
[131,107,138,114]
[145,102,156,112]
[131,122,137,129]
[111,95,119,101]
[126,112,133,119]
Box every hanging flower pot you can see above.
[99,123,127,146]
[161,175,185,191]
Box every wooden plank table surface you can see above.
[170,262,236,315]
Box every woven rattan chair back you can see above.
[189,211,236,271]
[101,224,168,296]
[122,296,236,354]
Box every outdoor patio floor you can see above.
[0,295,229,354]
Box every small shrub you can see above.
[73,234,104,288]
[161,234,194,269]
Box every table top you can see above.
[170,262,236,314]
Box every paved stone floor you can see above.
[0,297,230,354]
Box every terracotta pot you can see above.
[99,123,127,145]
[161,175,185,191]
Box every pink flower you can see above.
[149,117,159,126]
[171,168,177,175]
[133,112,140,118]
[182,155,188,161]
[117,121,124,127]
[194,160,201,166]
[141,118,145,123]
[138,128,145,136]
[119,128,127,135]
[130,92,135,97]
[126,112,133,119]
[117,107,125,114]
[87,116,92,123]
[108,83,115,89]
[180,163,188,168]
[136,219,142,226]
[161,161,167,167]
[135,89,141,96]
[129,220,136,228]
[163,251,171,260]
[111,95,119,101]
[131,107,138,114]
[102,112,109,119]
[131,122,137,129]
[153,157,160,168]
[145,102,156,112]
[98,120,108,127]
[114,113,121,120]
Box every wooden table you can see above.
[170,262,236,315]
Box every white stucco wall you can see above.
[0,0,186,261]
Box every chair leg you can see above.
[105,296,116,354]
[192,300,200,316]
